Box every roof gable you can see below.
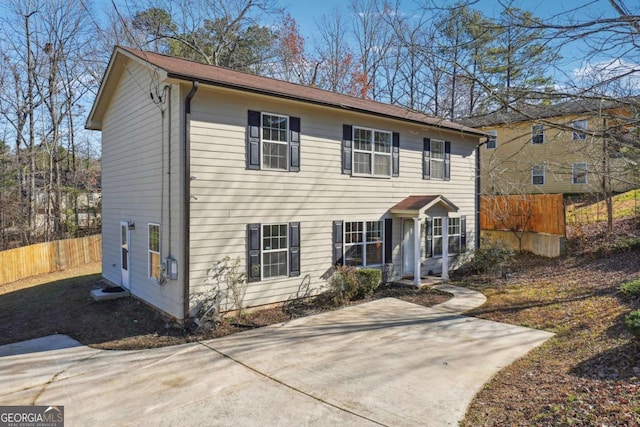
[87,46,485,137]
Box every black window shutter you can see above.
[444,141,451,181]
[342,125,352,174]
[423,138,431,180]
[460,215,467,252]
[247,223,261,281]
[289,117,300,172]
[425,217,433,258]
[289,222,301,276]
[384,218,393,264]
[392,132,400,177]
[333,220,344,265]
[247,111,261,170]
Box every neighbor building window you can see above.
[352,127,392,177]
[572,120,587,140]
[261,224,288,279]
[148,223,161,279]
[573,162,588,184]
[532,164,545,185]
[486,130,497,149]
[344,220,384,267]
[262,113,289,170]
[532,124,545,144]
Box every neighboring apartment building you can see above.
[461,99,638,195]
[86,47,485,320]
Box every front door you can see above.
[120,222,130,289]
[402,219,414,277]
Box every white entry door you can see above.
[402,219,414,277]
[120,222,131,289]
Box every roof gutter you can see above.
[182,80,199,319]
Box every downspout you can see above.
[476,140,483,249]
[166,85,172,261]
[182,81,199,319]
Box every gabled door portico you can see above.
[391,195,459,286]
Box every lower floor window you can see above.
[148,223,161,279]
[428,216,464,257]
[247,222,300,281]
[448,217,461,254]
[262,224,288,278]
[532,165,545,185]
[573,162,588,184]
[344,220,384,267]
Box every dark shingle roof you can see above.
[119,46,484,136]
[459,98,636,128]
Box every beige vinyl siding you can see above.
[187,85,478,309]
[101,58,184,318]
[480,117,634,195]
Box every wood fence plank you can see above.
[481,194,565,236]
[0,235,102,285]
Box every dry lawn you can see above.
[459,221,640,426]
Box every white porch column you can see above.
[413,217,421,286]
[441,216,449,280]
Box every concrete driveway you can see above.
[0,287,553,426]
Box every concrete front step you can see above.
[90,286,131,301]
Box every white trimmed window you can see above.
[148,223,161,279]
[573,162,588,184]
[448,217,461,254]
[572,120,587,140]
[261,224,289,279]
[532,164,545,185]
[262,113,289,170]
[432,217,443,257]
[532,124,544,144]
[353,127,392,177]
[426,216,466,257]
[486,130,497,149]
[344,220,384,267]
[430,139,445,179]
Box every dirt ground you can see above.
[0,264,450,350]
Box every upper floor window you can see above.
[342,125,399,177]
[532,164,545,185]
[573,162,588,184]
[486,130,497,149]
[262,113,289,170]
[247,110,300,171]
[572,120,587,140]
[423,138,451,180]
[532,124,545,144]
[353,127,392,176]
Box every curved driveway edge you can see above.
[0,289,553,426]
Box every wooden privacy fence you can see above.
[0,235,101,285]
[481,194,566,236]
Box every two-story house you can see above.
[461,99,637,195]
[86,47,485,320]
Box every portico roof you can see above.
[390,195,459,218]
